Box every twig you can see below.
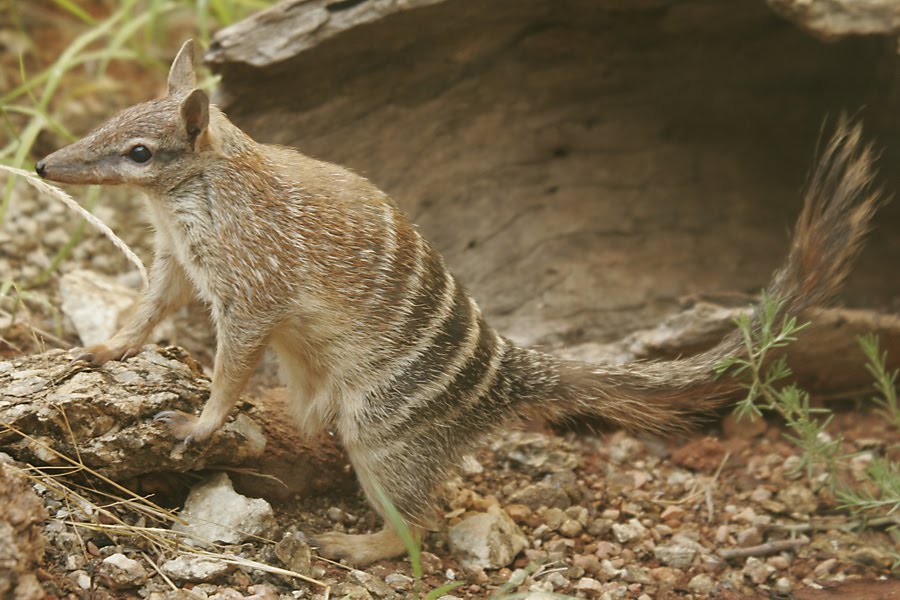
[763,516,900,533]
[717,536,810,560]
[140,552,196,598]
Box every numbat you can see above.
[37,40,881,565]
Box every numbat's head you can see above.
[36,40,213,190]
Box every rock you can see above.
[587,518,613,536]
[612,519,647,544]
[384,573,413,590]
[160,555,232,582]
[245,584,280,600]
[508,483,570,510]
[688,573,715,594]
[573,554,601,576]
[776,483,817,514]
[623,565,652,584]
[575,577,605,597]
[653,534,705,569]
[327,506,349,523]
[660,506,685,521]
[274,531,312,575]
[420,551,443,575]
[559,519,583,537]
[0,463,47,600]
[774,577,792,593]
[750,487,772,503]
[494,432,579,473]
[506,504,532,524]
[743,556,775,584]
[460,454,484,475]
[349,570,395,598]
[59,269,142,346]
[174,472,276,545]
[732,507,756,523]
[99,553,148,588]
[543,508,566,530]
[448,506,527,569]
[848,546,892,569]
[607,433,645,464]
[650,567,680,586]
[333,583,373,599]
[736,526,763,547]
[813,557,838,577]
[70,570,91,590]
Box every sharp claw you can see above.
[182,434,193,447]
[154,410,175,423]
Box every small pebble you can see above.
[813,558,838,578]
[737,526,763,547]
[559,519,583,537]
[687,573,715,595]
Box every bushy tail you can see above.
[528,116,883,434]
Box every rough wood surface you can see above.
[0,462,47,600]
[0,347,350,499]
[207,0,449,67]
[768,0,900,39]
[208,0,900,352]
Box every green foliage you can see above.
[716,292,900,519]
[859,333,900,429]
[713,292,836,477]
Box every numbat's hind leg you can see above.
[312,525,417,566]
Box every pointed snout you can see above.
[34,144,114,185]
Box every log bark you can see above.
[0,462,47,600]
[207,0,900,350]
[768,0,900,40]
[0,347,350,499]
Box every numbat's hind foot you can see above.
[311,526,414,566]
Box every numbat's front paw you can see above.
[154,410,215,444]
[75,343,142,367]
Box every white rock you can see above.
[70,570,91,590]
[448,505,527,569]
[173,472,276,545]
[59,270,138,346]
[100,553,148,587]
[611,518,646,544]
[576,577,604,592]
[160,555,232,582]
[687,573,715,594]
[653,534,705,569]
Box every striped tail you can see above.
[523,116,883,433]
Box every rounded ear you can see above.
[168,40,196,97]
[180,89,210,142]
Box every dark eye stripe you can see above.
[127,145,152,163]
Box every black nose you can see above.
[35,160,46,178]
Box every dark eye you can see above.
[127,145,152,163]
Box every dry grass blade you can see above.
[189,550,330,589]
[0,165,148,287]
[1,421,180,524]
